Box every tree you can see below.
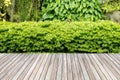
[0,0,11,21]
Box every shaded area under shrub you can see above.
[0,20,120,53]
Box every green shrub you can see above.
[102,0,120,13]
[0,20,120,53]
[41,0,103,21]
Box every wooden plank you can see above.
[99,54,120,79]
[56,54,63,80]
[0,54,25,79]
[12,54,32,80]
[0,54,18,70]
[0,54,7,61]
[0,53,6,57]
[0,53,120,80]
[108,54,120,65]
[50,54,59,80]
[84,54,101,80]
[39,54,52,80]
[70,54,79,80]
[34,54,49,80]
[66,54,73,80]
[95,54,118,80]
[3,54,30,80]
[29,54,45,80]
[0,54,4,56]
[17,54,38,80]
[81,54,96,80]
[87,54,107,80]
[62,54,67,80]
[105,54,120,70]
[0,54,18,67]
[113,54,120,59]
[77,54,90,80]
[74,54,84,80]
[45,54,56,80]
[90,54,111,80]
[23,54,41,80]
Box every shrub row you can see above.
[0,21,120,53]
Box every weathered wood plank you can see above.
[88,54,107,80]
[95,54,118,80]
[50,54,59,80]
[39,54,52,80]
[0,54,25,79]
[17,54,38,80]
[12,54,32,80]
[0,54,17,70]
[71,54,79,80]
[98,54,120,79]
[67,54,73,80]
[34,54,49,80]
[0,54,8,61]
[0,54,120,80]
[3,54,30,80]
[62,54,67,80]
[45,54,56,80]
[81,54,96,80]
[113,54,120,59]
[56,54,63,80]
[74,54,85,80]
[77,54,90,80]
[108,54,120,65]
[105,54,120,70]
[23,54,41,80]
[84,54,101,80]
[90,54,111,80]
[29,54,45,80]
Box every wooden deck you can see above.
[0,54,120,80]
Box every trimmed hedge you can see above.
[0,20,120,53]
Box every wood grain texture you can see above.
[0,53,120,80]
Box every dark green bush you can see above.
[0,21,120,53]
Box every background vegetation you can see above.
[41,0,103,21]
[0,0,120,22]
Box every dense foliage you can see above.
[0,0,103,22]
[0,0,11,21]
[14,0,41,21]
[0,21,120,53]
[0,0,42,22]
[1,0,120,22]
[102,0,120,13]
[42,0,103,21]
